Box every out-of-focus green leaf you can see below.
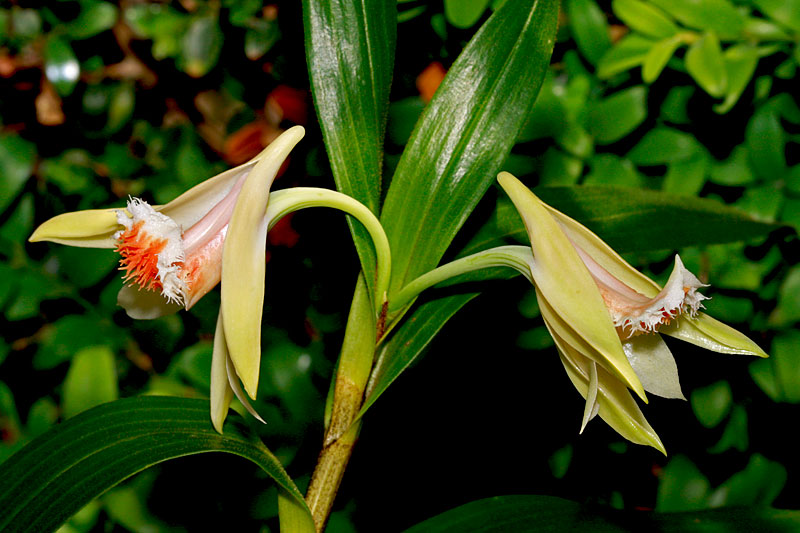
[124,4,187,59]
[101,487,164,533]
[709,145,755,186]
[628,127,702,165]
[556,123,593,159]
[540,148,583,186]
[380,0,558,296]
[749,331,800,403]
[703,294,754,324]
[0,135,36,214]
[770,265,800,326]
[404,494,800,532]
[45,37,80,96]
[736,184,783,222]
[62,346,119,419]
[586,86,647,144]
[753,0,800,32]
[26,397,58,439]
[0,193,34,244]
[597,34,654,79]
[584,154,643,187]
[657,455,710,511]
[303,0,396,295]
[663,152,708,196]
[650,0,744,38]
[5,269,70,321]
[9,8,41,39]
[709,454,786,506]
[34,315,126,370]
[180,15,222,77]
[517,75,569,143]
[0,397,314,533]
[244,19,280,60]
[565,0,611,65]
[715,44,759,114]
[708,404,748,453]
[387,97,424,146]
[106,82,135,133]
[661,86,694,124]
[67,1,117,39]
[746,105,787,180]
[642,35,683,83]
[613,0,678,39]
[685,31,727,98]
[690,380,732,428]
[52,245,118,289]
[444,0,491,28]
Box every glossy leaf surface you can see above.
[0,397,314,533]
[303,0,396,294]
[380,0,558,297]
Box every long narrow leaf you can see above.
[303,0,396,295]
[380,0,558,296]
[0,397,314,533]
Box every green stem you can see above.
[389,245,534,314]
[266,187,391,317]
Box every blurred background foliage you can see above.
[0,0,798,531]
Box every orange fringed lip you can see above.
[115,221,177,292]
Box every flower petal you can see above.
[116,284,182,319]
[29,209,119,248]
[221,126,305,398]
[211,311,234,433]
[226,351,266,425]
[536,286,647,402]
[498,172,645,400]
[623,334,685,399]
[552,328,666,454]
[661,313,768,357]
[580,361,600,434]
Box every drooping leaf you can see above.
[303,0,396,297]
[380,0,558,297]
[0,396,314,533]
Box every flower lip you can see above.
[115,198,186,305]
[576,244,709,336]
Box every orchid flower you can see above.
[30,127,307,432]
[496,172,767,453]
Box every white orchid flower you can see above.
[497,172,766,453]
[30,126,306,432]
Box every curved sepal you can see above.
[662,313,768,357]
[221,126,305,398]
[498,172,645,400]
[29,209,119,248]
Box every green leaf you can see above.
[0,397,314,533]
[596,34,655,78]
[67,1,117,39]
[714,44,759,114]
[179,15,222,77]
[380,0,558,296]
[662,152,709,196]
[444,0,492,28]
[303,0,396,296]
[649,0,744,39]
[628,127,703,165]
[565,0,611,65]
[642,35,683,83]
[62,346,119,419]
[34,315,126,370]
[613,0,679,39]
[657,455,710,511]
[584,154,643,187]
[746,104,787,180]
[709,145,755,186]
[750,331,800,403]
[690,380,732,428]
[660,86,694,124]
[585,85,647,144]
[45,37,80,96]
[0,135,36,215]
[488,185,780,254]
[753,0,800,32]
[540,147,583,186]
[708,404,748,453]
[403,494,800,532]
[710,454,786,506]
[685,31,727,98]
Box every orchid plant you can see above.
[1,0,778,532]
